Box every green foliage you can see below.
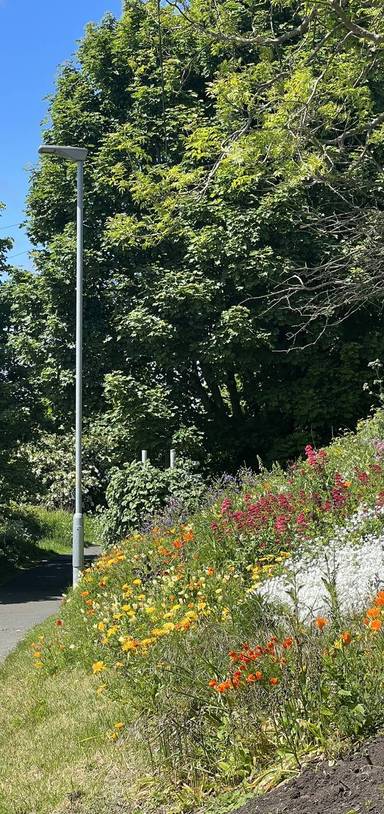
[2,0,382,485]
[102,458,206,542]
[0,505,77,583]
[22,428,117,511]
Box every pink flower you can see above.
[221,498,232,515]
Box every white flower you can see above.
[255,506,384,621]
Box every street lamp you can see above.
[39,143,88,586]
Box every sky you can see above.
[0,0,122,270]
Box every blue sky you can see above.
[0,0,122,269]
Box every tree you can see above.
[0,209,37,494]
[12,1,384,473]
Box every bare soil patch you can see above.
[234,737,384,814]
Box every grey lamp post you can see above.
[39,144,88,586]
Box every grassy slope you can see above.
[0,506,98,584]
[2,412,384,814]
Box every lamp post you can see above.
[39,144,88,586]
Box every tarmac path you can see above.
[0,546,100,662]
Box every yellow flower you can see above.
[108,731,118,741]
[121,637,139,652]
[106,626,119,638]
[144,606,156,615]
[137,593,146,601]
[97,622,106,632]
[33,661,44,668]
[221,607,230,620]
[140,638,155,647]
[162,622,175,632]
[114,722,125,730]
[33,651,42,659]
[122,604,132,612]
[151,627,168,638]
[92,661,106,674]
[132,578,142,586]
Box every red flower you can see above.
[55,619,64,627]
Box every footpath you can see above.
[0,546,100,661]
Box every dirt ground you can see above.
[233,737,384,814]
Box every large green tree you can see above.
[0,208,39,494]
[9,0,384,471]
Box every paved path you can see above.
[0,547,100,663]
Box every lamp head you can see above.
[39,145,87,162]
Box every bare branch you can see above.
[164,0,317,48]
[328,0,384,45]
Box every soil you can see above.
[233,737,384,814]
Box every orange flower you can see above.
[370,619,382,632]
[55,619,63,627]
[208,679,217,688]
[246,673,257,683]
[341,631,352,645]
[269,677,279,686]
[282,637,293,649]
[217,679,231,693]
[207,567,215,576]
[80,590,89,597]
[315,617,328,630]
[254,671,263,681]
[375,591,384,606]
[367,607,380,619]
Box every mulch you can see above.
[233,737,384,814]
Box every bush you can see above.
[102,458,206,543]
[21,429,117,511]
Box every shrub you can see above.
[101,458,206,543]
[21,429,116,511]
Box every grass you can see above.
[0,621,137,814]
[3,411,384,813]
[0,505,99,585]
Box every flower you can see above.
[269,677,279,686]
[369,619,382,632]
[341,631,352,645]
[121,637,139,652]
[315,617,328,630]
[375,591,384,607]
[367,607,380,619]
[55,619,63,627]
[92,661,106,674]
[282,637,293,649]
